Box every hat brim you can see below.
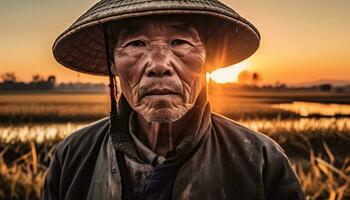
[53,1,260,76]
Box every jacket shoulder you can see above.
[211,113,285,155]
[44,117,111,199]
[209,114,304,199]
[58,117,109,148]
[54,117,110,164]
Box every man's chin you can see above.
[134,96,194,123]
[141,108,187,123]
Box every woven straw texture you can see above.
[53,0,260,76]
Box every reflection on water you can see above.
[0,123,86,142]
[240,117,350,134]
[0,118,349,142]
[271,101,350,117]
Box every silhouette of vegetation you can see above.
[319,84,333,91]
[1,73,17,83]
[0,73,107,92]
[0,73,55,91]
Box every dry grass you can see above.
[0,140,57,200]
[240,118,350,160]
[0,93,349,199]
[0,139,349,199]
[295,147,350,200]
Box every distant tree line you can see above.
[208,70,350,93]
[1,72,348,93]
[0,73,107,92]
[0,73,56,91]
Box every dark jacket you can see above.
[43,97,304,200]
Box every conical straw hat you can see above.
[53,0,260,76]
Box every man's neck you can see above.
[136,111,196,157]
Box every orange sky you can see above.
[0,0,349,84]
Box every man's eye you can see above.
[125,40,146,47]
[171,39,189,46]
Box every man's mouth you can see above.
[141,88,181,99]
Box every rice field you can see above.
[0,92,349,199]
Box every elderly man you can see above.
[44,0,304,199]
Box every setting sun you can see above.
[207,61,250,84]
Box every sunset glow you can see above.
[207,61,249,84]
[0,1,349,84]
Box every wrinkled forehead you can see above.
[115,16,201,41]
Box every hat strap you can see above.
[103,24,120,117]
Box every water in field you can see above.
[271,101,350,117]
[272,101,350,117]
[0,93,350,142]
[0,123,86,142]
[241,117,350,134]
[0,117,349,142]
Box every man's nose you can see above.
[145,48,174,77]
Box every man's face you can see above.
[113,16,206,123]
